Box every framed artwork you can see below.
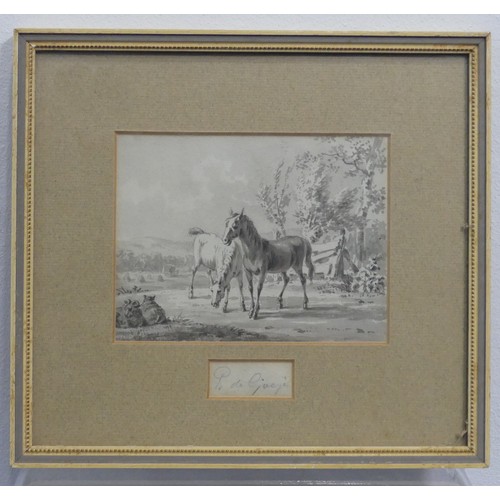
[10,30,489,468]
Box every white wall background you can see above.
[0,14,498,486]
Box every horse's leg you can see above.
[246,269,255,318]
[238,274,246,312]
[222,284,230,313]
[277,272,290,309]
[296,269,309,309]
[251,272,266,320]
[189,262,200,299]
[207,269,214,287]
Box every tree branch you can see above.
[320,151,369,176]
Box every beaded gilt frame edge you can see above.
[10,33,487,468]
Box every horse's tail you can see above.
[304,239,315,283]
[188,227,206,236]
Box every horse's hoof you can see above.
[222,307,228,313]
[277,301,283,310]
[303,303,309,310]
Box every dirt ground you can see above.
[116,271,387,342]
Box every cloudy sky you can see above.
[116,134,386,242]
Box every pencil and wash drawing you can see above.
[115,134,388,342]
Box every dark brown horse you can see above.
[222,209,314,320]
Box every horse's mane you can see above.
[218,243,237,283]
[240,214,264,251]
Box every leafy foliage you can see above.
[314,136,388,262]
[352,270,385,295]
[253,137,387,260]
[367,186,386,215]
[317,256,385,296]
[256,161,292,238]
[364,220,387,262]
[319,136,387,219]
[294,153,361,242]
[352,257,386,295]
[318,136,387,177]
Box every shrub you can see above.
[352,268,385,295]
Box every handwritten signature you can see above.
[213,366,289,396]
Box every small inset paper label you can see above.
[208,360,293,399]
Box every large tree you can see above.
[318,137,387,263]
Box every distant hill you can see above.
[118,236,192,257]
[118,229,309,259]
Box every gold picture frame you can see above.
[10,30,489,469]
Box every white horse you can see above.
[188,227,246,313]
